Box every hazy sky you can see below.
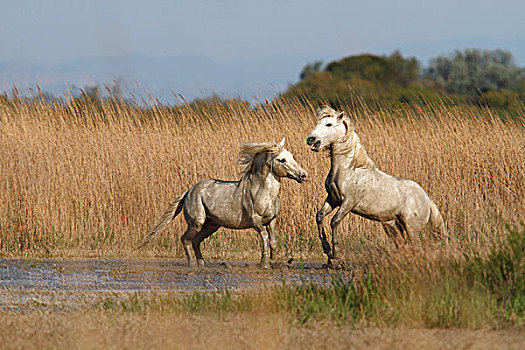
[2,0,524,64]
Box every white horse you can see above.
[307,106,446,268]
[139,138,307,268]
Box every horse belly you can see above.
[352,189,403,222]
[205,205,251,229]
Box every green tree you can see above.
[282,51,424,106]
[426,49,524,96]
[324,51,419,87]
[299,61,323,81]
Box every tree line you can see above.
[282,49,525,108]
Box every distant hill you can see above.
[0,54,317,103]
[3,36,524,104]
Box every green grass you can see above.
[463,223,525,323]
[95,225,524,328]
[99,289,259,316]
[274,275,375,326]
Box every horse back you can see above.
[184,179,250,228]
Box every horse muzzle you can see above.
[295,172,308,183]
[306,136,321,152]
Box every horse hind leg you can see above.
[396,214,425,245]
[180,196,207,267]
[181,223,203,267]
[382,221,404,248]
[191,222,220,267]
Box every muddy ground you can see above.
[0,258,350,310]
[1,258,524,349]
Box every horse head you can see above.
[271,138,308,183]
[240,138,307,183]
[306,106,353,152]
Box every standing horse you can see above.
[139,138,307,268]
[306,106,446,268]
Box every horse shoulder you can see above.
[254,190,281,217]
[342,168,377,192]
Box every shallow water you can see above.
[0,258,350,310]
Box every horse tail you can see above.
[429,200,447,243]
[136,191,188,250]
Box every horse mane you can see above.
[239,141,283,176]
[345,133,375,169]
[316,106,375,170]
[316,106,344,120]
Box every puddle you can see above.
[0,258,352,310]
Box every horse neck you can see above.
[241,160,281,194]
[330,132,374,173]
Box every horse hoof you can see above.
[197,259,206,268]
[327,259,343,270]
[258,261,271,269]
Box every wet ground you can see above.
[0,258,351,310]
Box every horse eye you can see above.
[326,123,333,127]
[277,158,286,163]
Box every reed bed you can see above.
[1,94,525,331]
[0,94,523,262]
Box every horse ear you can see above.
[342,120,350,134]
[279,137,286,147]
[337,112,352,134]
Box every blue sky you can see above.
[1,0,524,100]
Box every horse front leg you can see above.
[267,219,278,260]
[328,201,353,269]
[254,222,271,269]
[316,201,335,259]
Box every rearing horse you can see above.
[307,106,446,268]
[139,138,307,268]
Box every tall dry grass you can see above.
[0,94,523,261]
